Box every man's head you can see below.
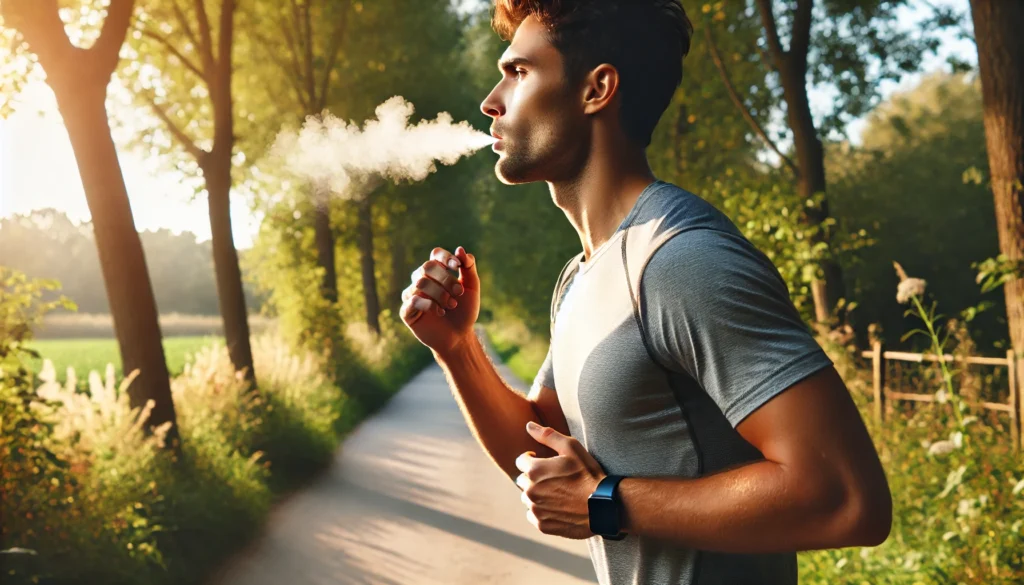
[480,0,692,185]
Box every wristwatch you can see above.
[588,475,626,540]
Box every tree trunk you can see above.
[357,195,381,334]
[388,234,408,316]
[313,195,338,304]
[971,0,1024,360]
[778,55,845,325]
[53,82,178,443]
[203,158,256,384]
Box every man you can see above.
[399,1,892,583]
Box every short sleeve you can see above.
[640,228,833,427]
[532,345,556,391]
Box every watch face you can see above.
[588,496,619,536]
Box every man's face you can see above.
[480,16,588,185]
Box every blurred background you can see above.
[1,0,1022,583]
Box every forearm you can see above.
[618,459,887,553]
[433,334,557,481]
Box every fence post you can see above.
[1010,350,1021,454]
[872,341,885,424]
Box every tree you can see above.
[712,0,945,324]
[969,0,1024,364]
[127,0,256,384]
[241,0,353,307]
[0,0,178,440]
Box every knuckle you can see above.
[523,485,539,501]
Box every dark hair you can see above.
[492,0,693,147]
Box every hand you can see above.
[516,421,607,540]
[400,246,481,355]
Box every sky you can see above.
[0,0,976,250]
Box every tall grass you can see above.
[1,322,432,585]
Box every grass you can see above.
[35,313,275,339]
[25,335,220,383]
[483,317,549,385]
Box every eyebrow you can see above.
[497,56,532,71]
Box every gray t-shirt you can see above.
[533,180,833,585]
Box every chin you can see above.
[494,153,543,185]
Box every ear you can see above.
[581,63,619,115]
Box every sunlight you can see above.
[0,81,260,247]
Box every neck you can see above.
[549,141,656,260]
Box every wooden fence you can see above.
[862,342,1022,452]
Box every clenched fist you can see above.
[400,246,480,355]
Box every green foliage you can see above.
[698,175,874,320]
[828,72,1003,351]
[2,317,429,585]
[974,254,1024,296]
[649,1,773,190]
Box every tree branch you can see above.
[286,0,312,105]
[250,28,309,112]
[790,0,813,71]
[754,0,785,70]
[316,0,351,111]
[302,0,315,106]
[756,44,776,74]
[139,29,205,79]
[1,0,74,68]
[193,0,215,75]
[143,93,205,160]
[217,0,235,76]
[705,23,799,178]
[171,0,200,50]
[92,0,135,74]
[277,12,309,106]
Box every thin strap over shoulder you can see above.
[550,251,585,338]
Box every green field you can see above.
[26,336,221,384]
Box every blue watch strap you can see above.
[592,475,626,540]
[594,474,625,499]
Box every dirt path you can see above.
[212,336,597,585]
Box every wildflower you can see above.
[893,261,927,304]
[928,439,957,456]
[896,278,927,304]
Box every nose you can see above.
[480,85,505,119]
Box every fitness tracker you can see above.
[588,475,626,540]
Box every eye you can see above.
[514,68,526,79]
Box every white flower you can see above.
[951,431,963,448]
[1013,478,1024,496]
[835,558,848,569]
[897,277,927,304]
[942,531,959,541]
[929,439,957,456]
[936,389,949,404]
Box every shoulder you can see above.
[629,181,740,239]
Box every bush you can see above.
[2,267,433,584]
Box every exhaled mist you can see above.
[272,96,495,198]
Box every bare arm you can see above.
[616,366,892,552]
[434,338,570,481]
[400,245,570,483]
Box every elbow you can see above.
[824,479,893,548]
